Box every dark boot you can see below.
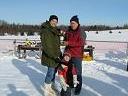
[60,87,71,96]
[74,84,82,95]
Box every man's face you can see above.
[50,19,58,27]
[70,21,79,30]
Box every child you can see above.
[58,52,79,92]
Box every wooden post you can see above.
[127,60,128,71]
[13,39,16,56]
[126,43,128,71]
[39,46,42,59]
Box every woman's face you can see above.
[70,21,79,30]
[50,19,58,27]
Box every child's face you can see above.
[64,56,70,61]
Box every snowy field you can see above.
[86,29,128,42]
[0,29,128,96]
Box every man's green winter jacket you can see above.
[40,21,61,67]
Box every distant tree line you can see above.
[58,24,128,33]
[0,20,40,35]
[0,20,128,35]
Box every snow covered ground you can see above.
[85,29,128,42]
[0,29,128,96]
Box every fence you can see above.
[0,39,128,70]
[86,40,128,71]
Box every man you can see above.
[40,15,61,96]
[61,15,85,96]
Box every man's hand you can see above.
[63,41,68,46]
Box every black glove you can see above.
[55,57,61,63]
